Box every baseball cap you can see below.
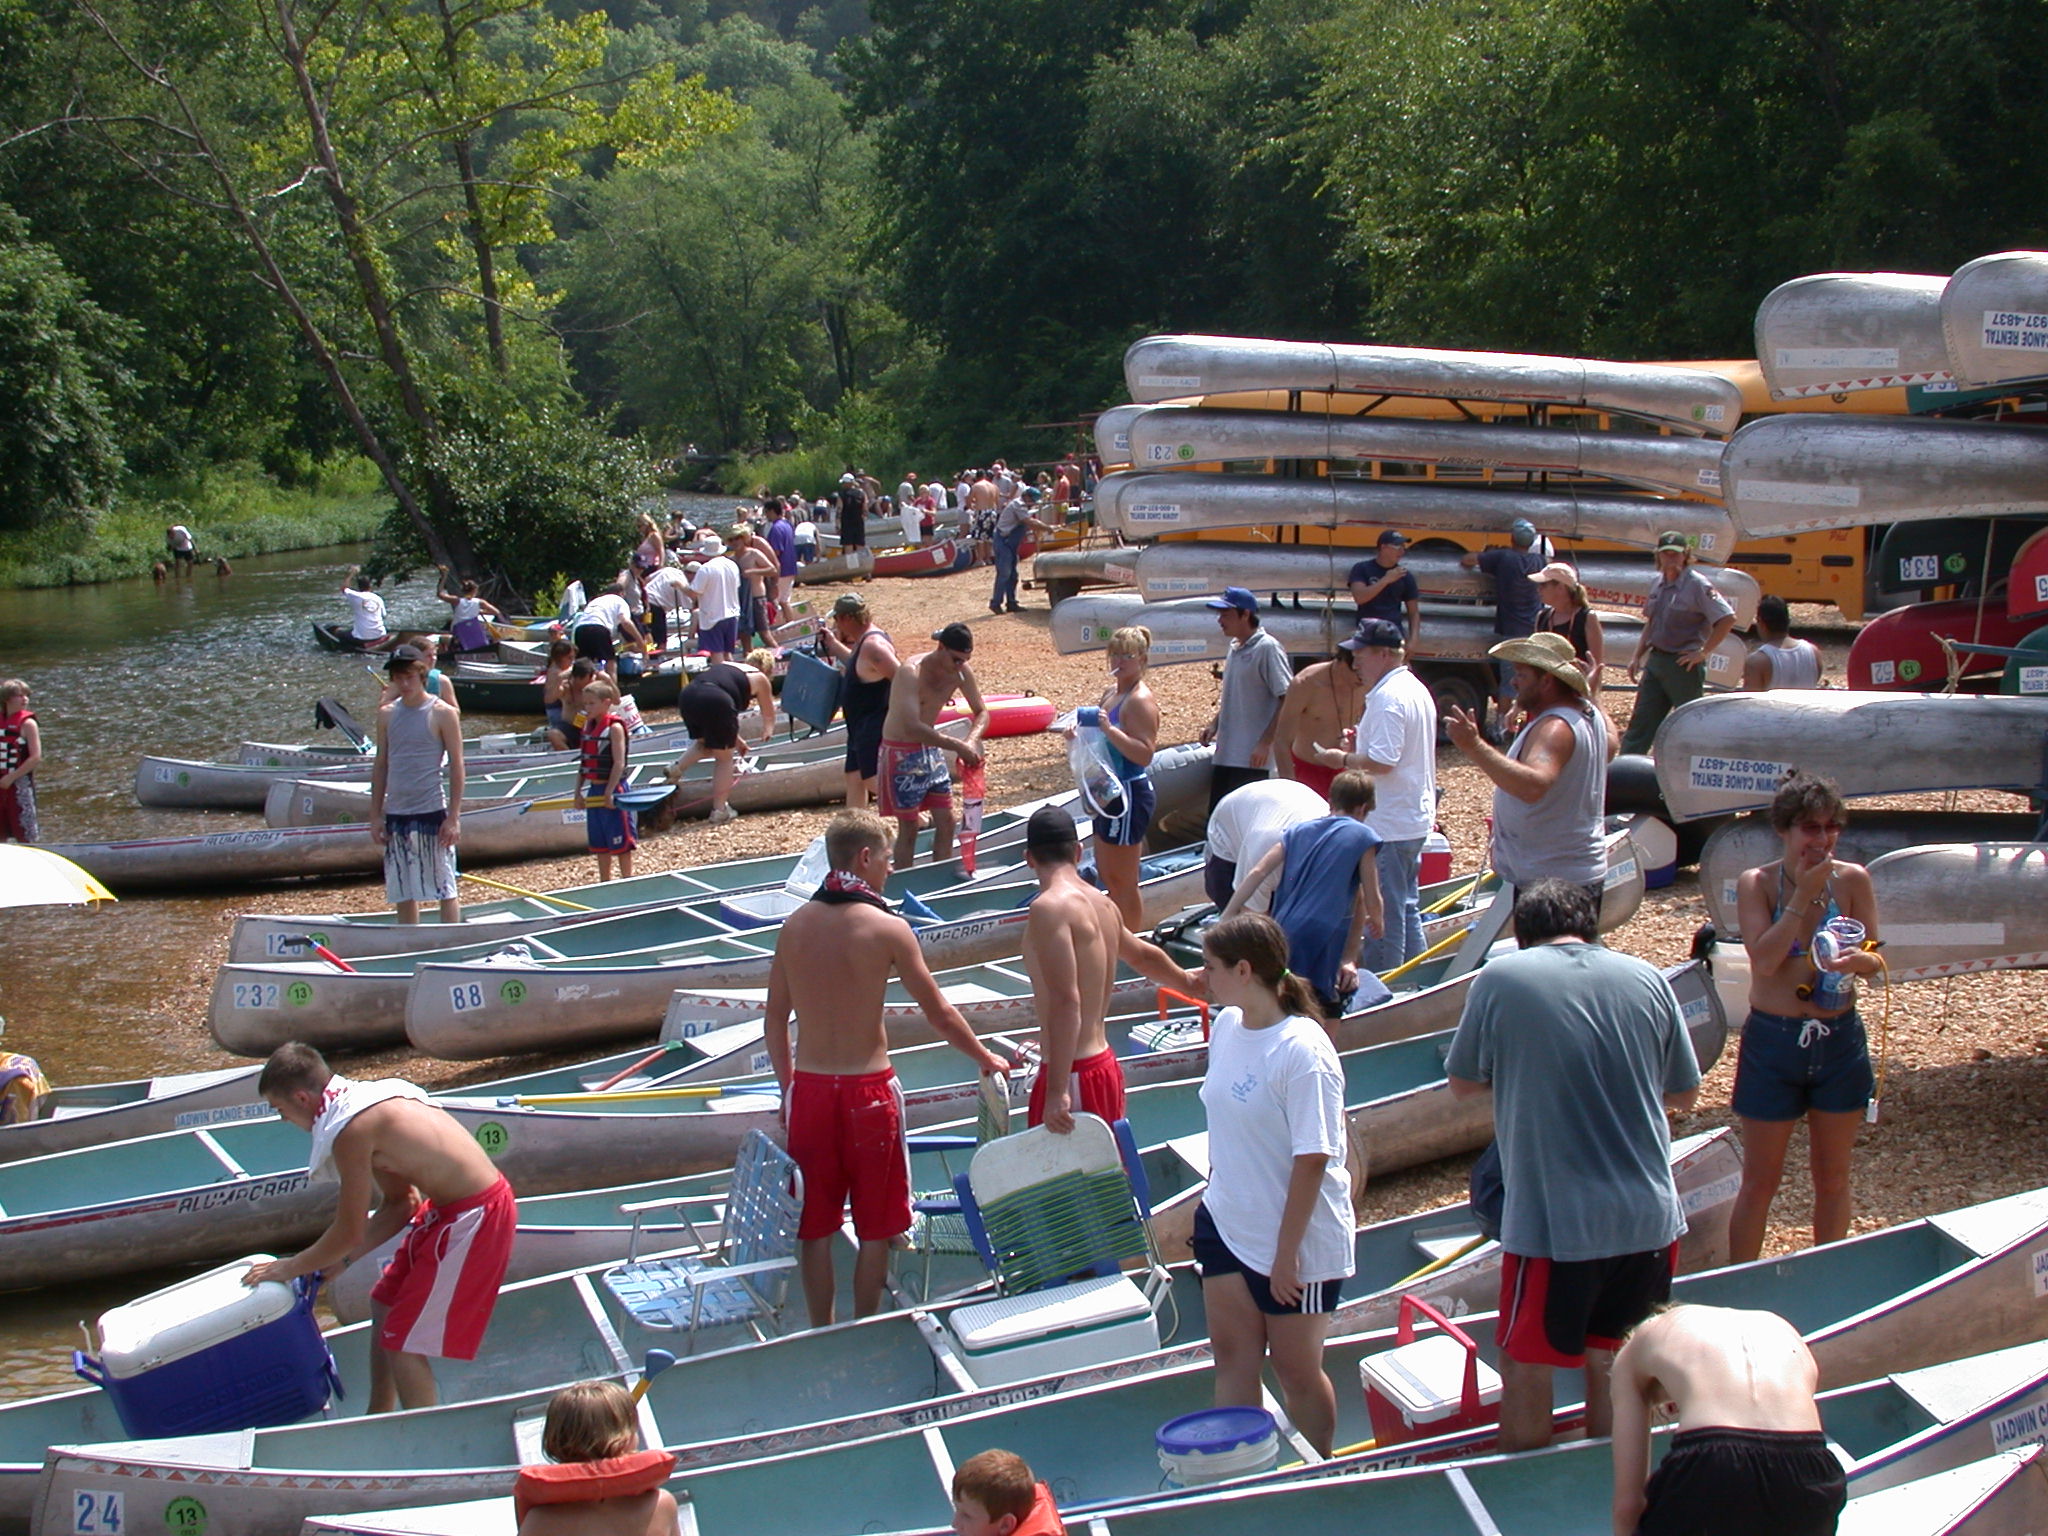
[931,621,975,654]
[383,644,424,671]
[1205,586,1259,613]
[830,593,868,618]
[1025,804,1080,855]
[1528,560,1580,587]
[1510,518,1538,548]
[1376,529,1409,547]
[1339,618,1406,652]
[839,472,856,484]
[1023,486,1042,501]
[1655,530,1690,552]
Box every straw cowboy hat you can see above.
[1488,630,1590,695]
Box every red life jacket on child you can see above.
[512,1449,676,1525]
[1013,1483,1067,1536]
[0,709,32,775]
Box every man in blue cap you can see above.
[1199,586,1296,812]
[1462,519,1549,731]
[1347,530,1420,641]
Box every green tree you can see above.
[0,206,133,529]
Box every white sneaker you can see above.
[707,804,739,825]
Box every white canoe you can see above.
[1650,691,2048,822]
[1123,334,1744,435]
[0,1065,261,1165]
[1754,271,1954,398]
[1866,843,2048,980]
[1693,811,2041,937]
[1094,469,1739,559]
[792,546,876,584]
[1723,415,2048,537]
[1130,542,1760,625]
[1943,251,2048,390]
[1031,544,1140,602]
[1092,402,1150,466]
[1120,404,1727,498]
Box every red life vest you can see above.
[579,711,623,790]
[0,709,32,775]
[512,1449,676,1525]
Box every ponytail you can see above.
[1202,913,1330,1025]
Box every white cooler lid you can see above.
[1359,1333,1503,1422]
[97,1255,299,1378]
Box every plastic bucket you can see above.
[1156,1406,1279,1488]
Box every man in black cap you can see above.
[817,591,898,808]
[1017,805,1201,1133]
[1200,586,1296,813]
[878,619,989,866]
[1347,530,1420,641]
[1462,519,1549,730]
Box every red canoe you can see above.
[1847,598,2046,689]
[872,539,962,577]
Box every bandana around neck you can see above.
[812,869,889,909]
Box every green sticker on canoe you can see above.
[1945,553,1968,574]
[500,979,527,1005]
[475,1121,509,1156]
[1900,658,1923,681]
[1177,443,1195,460]
[286,981,313,1007]
[164,1496,207,1536]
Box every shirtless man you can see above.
[1018,805,1202,1133]
[1610,1305,1844,1536]
[878,621,989,867]
[764,811,1009,1326]
[246,1043,515,1412]
[1270,654,1364,799]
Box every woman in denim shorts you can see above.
[1727,772,1884,1264]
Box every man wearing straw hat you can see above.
[1445,631,1608,908]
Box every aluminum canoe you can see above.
[1123,335,1744,435]
[1092,402,1149,466]
[792,546,875,584]
[1120,404,1728,498]
[1755,271,1954,398]
[226,789,1070,963]
[446,655,692,715]
[1649,691,2048,822]
[1029,544,1138,603]
[248,1183,2048,1536]
[208,845,1057,1056]
[1943,251,2048,390]
[1864,844,2048,980]
[1129,541,1760,624]
[403,844,1212,1061]
[0,1065,262,1166]
[23,1132,1737,1536]
[1094,469,1740,558]
[1693,811,2041,938]
[1722,415,2048,537]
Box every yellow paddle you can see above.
[1377,922,1474,985]
[1424,869,1491,916]
[457,871,593,911]
[1393,1233,1492,1285]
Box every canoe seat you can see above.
[941,1116,1173,1387]
[602,1130,802,1350]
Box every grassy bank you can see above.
[0,461,390,589]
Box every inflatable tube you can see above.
[1604,754,1668,818]
[937,694,1058,738]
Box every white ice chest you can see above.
[946,1272,1159,1387]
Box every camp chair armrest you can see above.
[687,1255,798,1287]
[618,1194,706,1216]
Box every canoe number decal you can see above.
[1685,756,1789,798]
[475,1121,510,1156]
[263,931,327,956]
[450,982,486,1012]
[71,1490,122,1535]
[1869,661,1896,686]
[231,982,281,1010]
[1899,555,1940,583]
[1899,659,1922,682]
[502,980,528,1005]
[163,1497,207,1536]
[286,982,313,1007]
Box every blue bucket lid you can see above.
[1155,1406,1276,1456]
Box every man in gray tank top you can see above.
[370,645,466,923]
[1444,632,1609,905]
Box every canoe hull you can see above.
[1865,844,2048,980]
[1122,404,1727,499]
[0,1067,263,1165]
[1123,335,1744,435]
[1724,416,2048,538]
[1944,252,2048,390]
[1094,470,1740,560]
[1754,271,1953,399]
[1847,600,2048,691]
[1651,691,2048,822]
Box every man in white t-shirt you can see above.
[1204,777,1328,913]
[341,566,391,649]
[641,564,694,653]
[687,534,743,663]
[571,581,643,677]
[1311,619,1438,973]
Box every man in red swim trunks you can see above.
[877,621,989,867]
[1017,805,1202,1133]
[247,1042,515,1411]
[764,810,1009,1326]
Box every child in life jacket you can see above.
[575,679,634,882]
[0,679,41,844]
[950,1448,1065,1536]
[514,1380,677,1536]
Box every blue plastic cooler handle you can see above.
[71,1351,109,1389]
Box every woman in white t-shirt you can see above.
[1194,912,1355,1457]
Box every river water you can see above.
[0,499,742,1396]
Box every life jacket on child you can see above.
[512,1449,676,1525]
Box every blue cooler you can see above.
[780,649,843,733]
[75,1256,339,1438]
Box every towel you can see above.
[308,1075,430,1182]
